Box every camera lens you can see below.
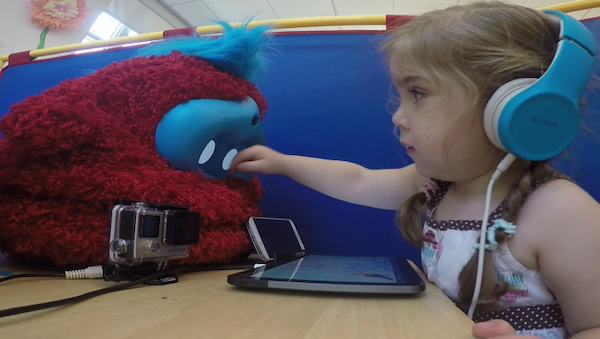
[165,210,201,246]
[175,218,195,240]
[139,215,161,238]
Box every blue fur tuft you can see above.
[137,22,270,79]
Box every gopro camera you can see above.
[108,200,201,266]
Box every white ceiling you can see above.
[136,0,600,31]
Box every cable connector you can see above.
[491,153,517,180]
[64,263,182,284]
[101,263,160,282]
[65,265,103,279]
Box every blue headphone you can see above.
[483,10,596,161]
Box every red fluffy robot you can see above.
[0,24,269,267]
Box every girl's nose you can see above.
[392,107,409,130]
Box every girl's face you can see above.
[389,57,504,182]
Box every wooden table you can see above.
[0,255,474,339]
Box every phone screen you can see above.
[251,218,303,257]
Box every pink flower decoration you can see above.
[30,0,90,30]
[420,179,439,202]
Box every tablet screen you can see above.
[257,255,401,284]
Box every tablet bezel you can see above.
[227,255,426,294]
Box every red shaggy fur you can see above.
[0,52,268,267]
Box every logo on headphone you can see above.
[530,117,558,128]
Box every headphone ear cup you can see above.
[483,78,537,152]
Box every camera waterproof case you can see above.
[108,200,201,266]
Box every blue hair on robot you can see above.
[137,21,270,80]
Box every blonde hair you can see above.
[382,1,558,116]
[383,2,561,308]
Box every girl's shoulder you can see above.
[520,170,599,228]
[514,170,600,264]
[506,167,588,217]
[523,171,596,212]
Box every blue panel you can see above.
[0,47,138,117]
[252,33,418,264]
[556,19,600,199]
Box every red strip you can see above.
[386,15,415,30]
[8,51,34,66]
[163,28,196,38]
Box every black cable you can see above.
[0,273,66,283]
[0,264,254,318]
[0,266,190,318]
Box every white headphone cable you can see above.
[467,153,516,318]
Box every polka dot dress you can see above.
[421,170,570,339]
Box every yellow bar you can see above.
[28,31,164,58]
[238,16,386,30]
[0,15,386,63]
[194,15,386,34]
[0,31,164,63]
[2,1,600,64]
[538,0,600,12]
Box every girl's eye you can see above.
[410,89,425,102]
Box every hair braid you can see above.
[504,161,549,222]
[397,192,427,248]
[458,160,551,309]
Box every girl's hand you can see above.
[229,145,286,175]
[473,320,540,339]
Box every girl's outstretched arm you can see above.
[229,145,427,210]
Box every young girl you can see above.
[229,2,600,338]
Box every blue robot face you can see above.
[155,97,265,180]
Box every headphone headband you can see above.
[544,10,596,56]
